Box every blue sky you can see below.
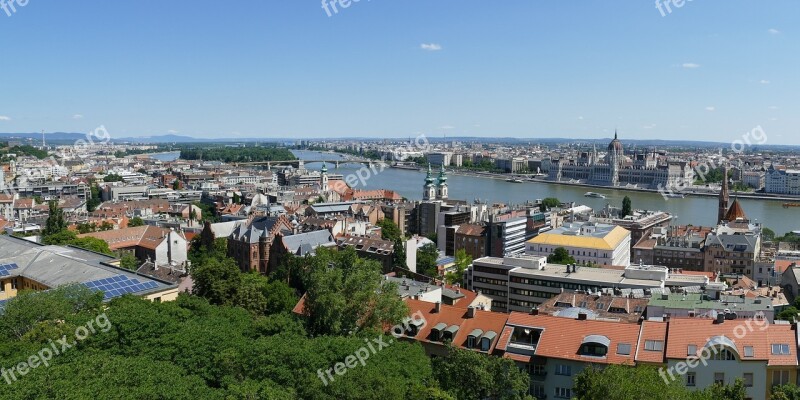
[0,1,797,144]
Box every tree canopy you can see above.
[547,247,576,265]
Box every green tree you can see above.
[191,257,242,307]
[302,247,408,336]
[99,221,115,231]
[762,227,776,242]
[42,200,66,236]
[445,249,471,285]
[540,197,560,212]
[573,364,710,400]
[377,219,402,242]
[417,243,440,277]
[103,173,124,182]
[128,216,145,227]
[433,346,533,400]
[772,385,800,400]
[120,253,141,271]
[547,247,576,265]
[86,182,102,212]
[77,222,98,234]
[621,195,632,218]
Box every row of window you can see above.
[473,276,507,287]
[510,276,601,292]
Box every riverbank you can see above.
[388,163,800,203]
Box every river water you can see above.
[291,150,799,235]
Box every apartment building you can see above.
[466,255,674,313]
[526,221,631,267]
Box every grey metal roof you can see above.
[281,230,336,256]
[0,236,173,298]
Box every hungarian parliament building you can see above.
[542,133,695,189]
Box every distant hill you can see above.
[1,132,797,150]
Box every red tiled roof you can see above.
[506,313,640,365]
[635,321,668,364]
[403,298,509,353]
[665,318,797,366]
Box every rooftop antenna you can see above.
[42,130,45,148]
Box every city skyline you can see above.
[0,1,797,144]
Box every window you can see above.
[743,346,754,358]
[714,373,725,385]
[554,387,572,399]
[531,385,545,399]
[743,373,753,387]
[580,343,608,357]
[710,348,737,361]
[686,372,696,387]
[644,340,664,351]
[555,364,572,376]
[528,364,545,376]
[617,343,631,355]
[772,344,791,355]
[687,345,697,356]
[773,370,790,387]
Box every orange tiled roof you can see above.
[635,321,668,364]
[505,313,640,365]
[403,298,509,353]
[665,318,797,366]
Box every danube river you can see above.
[291,150,799,235]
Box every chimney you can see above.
[434,302,441,313]
[577,312,587,321]
[467,306,476,318]
[530,308,539,316]
[715,312,725,324]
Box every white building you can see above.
[525,221,631,267]
[765,166,800,195]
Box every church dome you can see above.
[608,131,623,152]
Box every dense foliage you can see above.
[547,247,576,265]
[574,364,747,400]
[417,243,440,277]
[179,145,296,163]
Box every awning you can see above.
[582,334,611,347]
[504,353,532,363]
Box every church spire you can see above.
[718,165,730,223]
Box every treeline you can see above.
[180,145,296,163]
[0,239,533,400]
[1,144,49,160]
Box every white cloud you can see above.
[439,125,455,130]
[72,114,84,119]
[0,116,10,121]
[705,106,716,111]
[768,28,780,35]
[682,63,701,69]
[759,80,770,85]
[577,116,584,120]
[167,129,179,134]
[420,43,442,51]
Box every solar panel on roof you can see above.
[80,274,160,300]
[0,263,19,277]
